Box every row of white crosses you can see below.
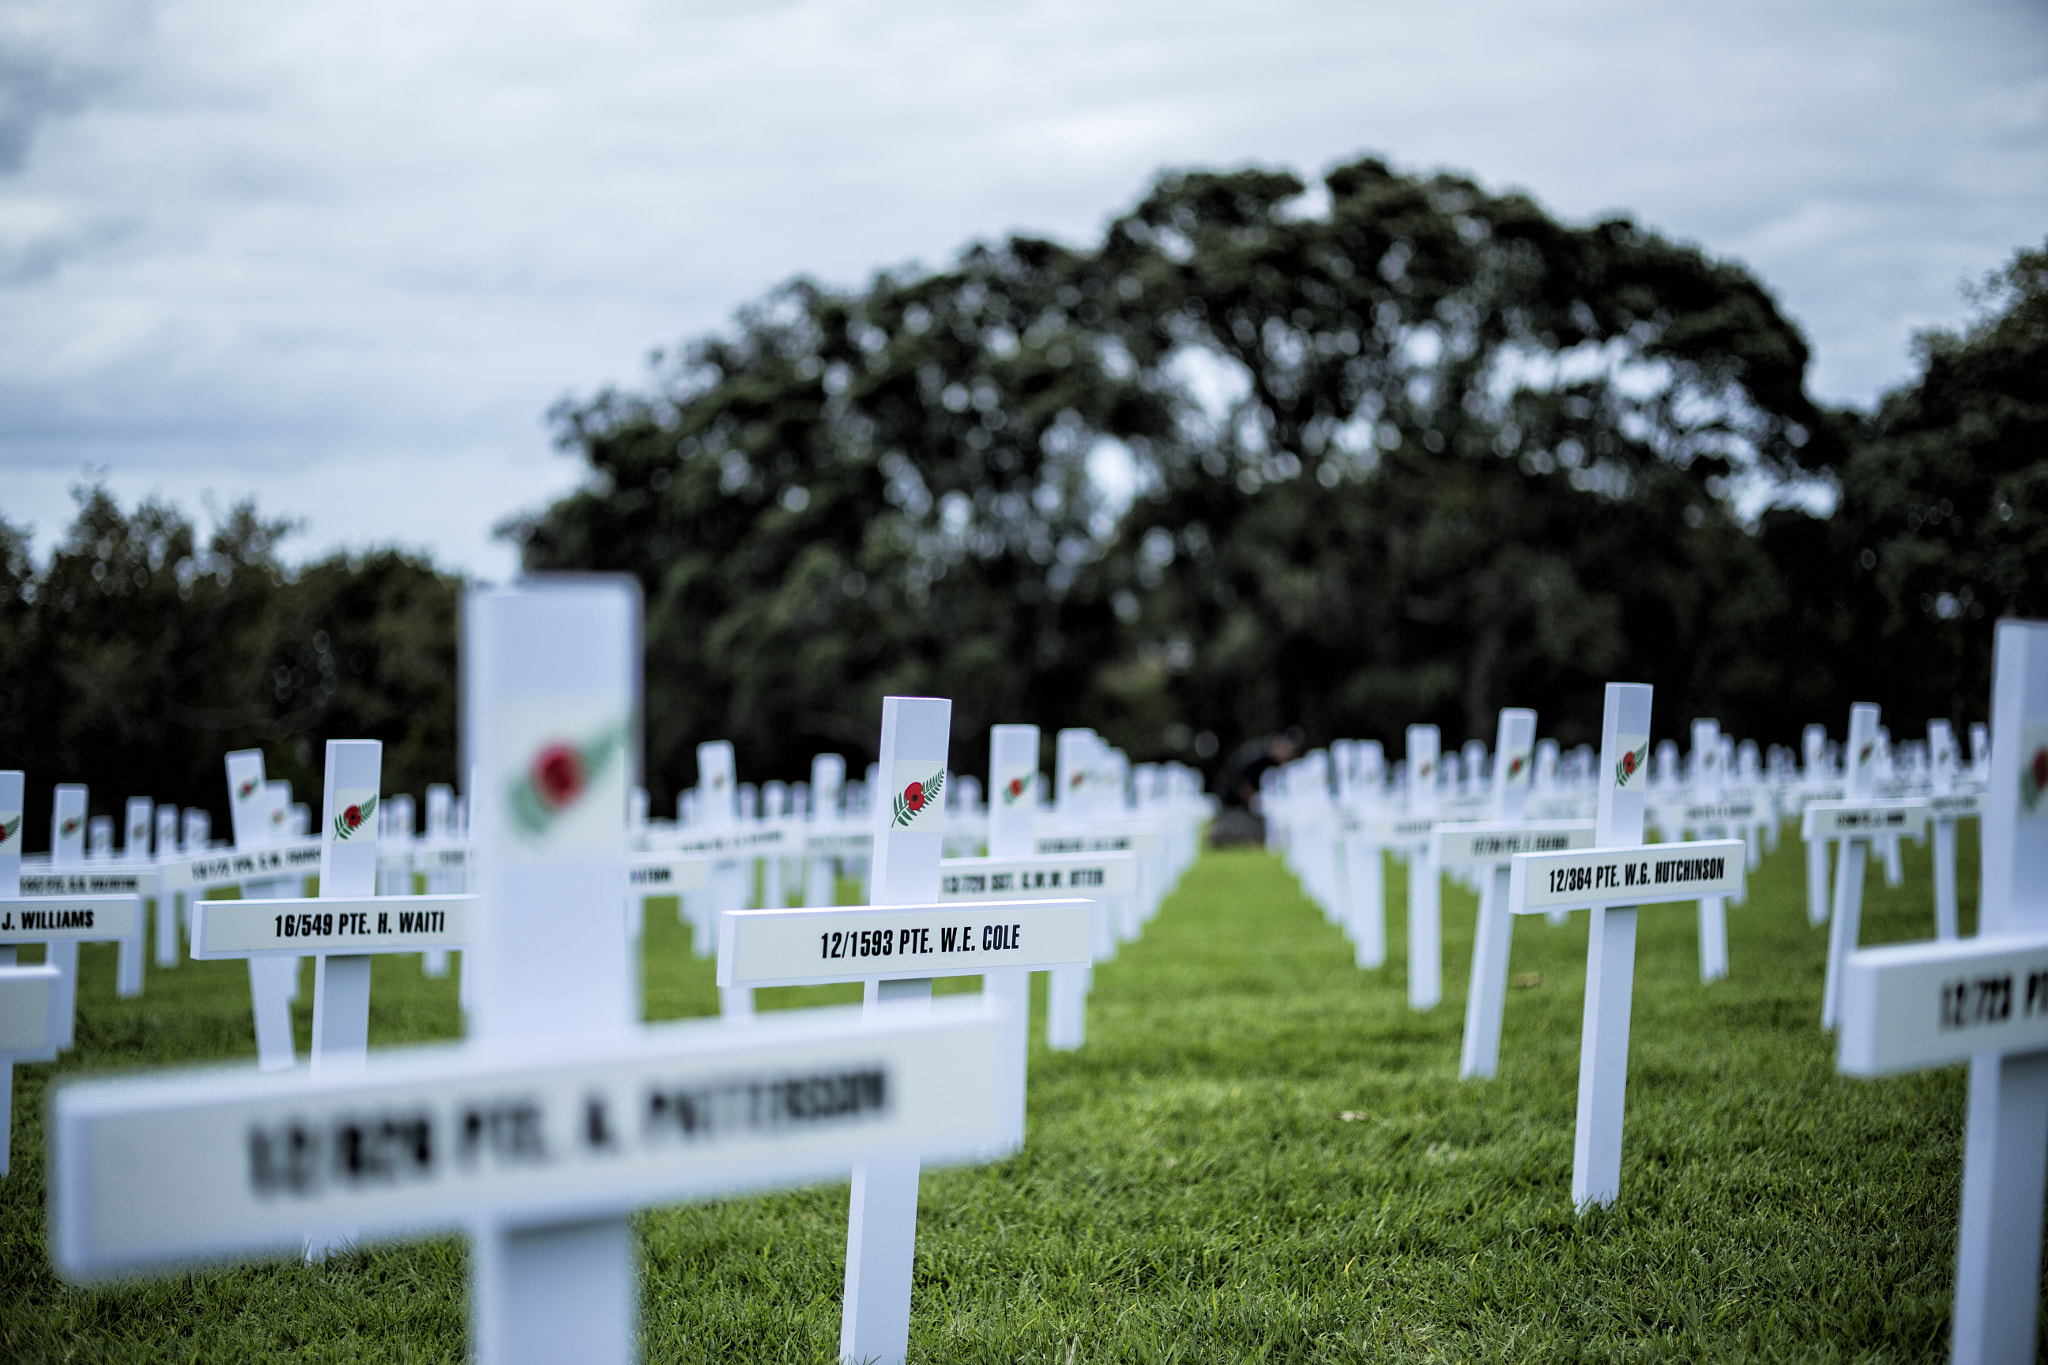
[0,775,145,1172]
[1834,619,2046,1365]
[49,577,1026,1365]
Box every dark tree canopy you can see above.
[508,157,1891,810]
[0,488,457,850]
[4,162,2040,833]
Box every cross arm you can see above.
[1837,932,2048,1076]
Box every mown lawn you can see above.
[0,825,2002,1361]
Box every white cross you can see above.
[49,578,1009,1365]
[0,770,76,1174]
[1505,682,1747,1210]
[1431,708,1595,1081]
[716,701,1089,1365]
[1926,718,1986,942]
[1807,703,1932,1029]
[189,741,473,1080]
[1836,618,2048,1365]
[0,782,144,1065]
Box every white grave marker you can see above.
[1437,708,1597,1080]
[1808,704,1930,1029]
[1927,718,1981,942]
[1505,683,1747,1210]
[1406,724,1443,1010]
[1836,619,2048,1365]
[0,769,62,1174]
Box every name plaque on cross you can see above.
[1508,840,1745,913]
[0,895,142,942]
[1432,820,1593,866]
[625,852,710,893]
[938,853,1136,900]
[20,870,156,898]
[160,839,323,897]
[190,894,475,957]
[717,899,1092,990]
[1929,788,1986,820]
[1838,933,2048,1075]
[1801,798,1930,841]
[51,1001,1006,1280]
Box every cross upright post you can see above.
[152,803,180,968]
[465,577,640,1365]
[842,695,950,1365]
[1925,719,1982,941]
[1406,724,1442,1010]
[1689,719,1731,983]
[987,723,1039,1076]
[1802,724,1833,926]
[0,770,60,1175]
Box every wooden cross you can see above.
[1836,618,2048,1365]
[1505,682,1747,1210]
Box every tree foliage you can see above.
[4,164,2041,832]
[0,488,457,849]
[510,157,1889,806]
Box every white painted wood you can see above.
[48,999,1007,1280]
[1819,705,1883,1030]
[464,576,639,1365]
[154,804,180,968]
[1406,725,1442,1011]
[0,770,58,1178]
[984,723,1038,1143]
[1835,620,2048,1365]
[841,695,951,1365]
[45,784,86,1058]
[718,899,1091,988]
[224,751,299,1072]
[1457,709,1536,1081]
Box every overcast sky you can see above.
[3,0,2044,579]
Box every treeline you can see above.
[0,494,455,850]
[3,157,2042,832]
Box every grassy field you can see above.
[0,825,2004,1362]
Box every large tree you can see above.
[517,156,1852,796]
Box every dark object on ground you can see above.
[1216,728,1305,810]
[1209,806,1266,848]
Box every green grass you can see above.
[0,826,2004,1361]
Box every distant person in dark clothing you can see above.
[1209,727,1304,847]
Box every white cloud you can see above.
[0,0,2042,575]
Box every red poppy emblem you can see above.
[1006,777,1026,800]
[534,744,586,809]
[343,805,363,829]
[1621,751,1636,776]
[904,781,925,812]
[2034,749,2048,790]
